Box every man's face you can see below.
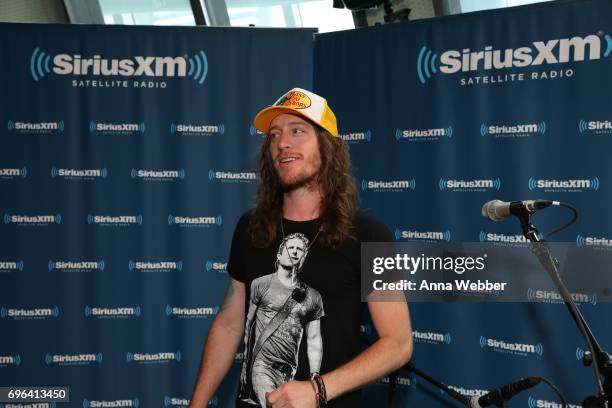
[278,237,306,269]
[268,113,322,191]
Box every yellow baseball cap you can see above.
[253,88,338,137]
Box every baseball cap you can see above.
[253,88,338,136]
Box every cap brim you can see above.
[253,106,316,134]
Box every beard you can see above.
[278,169,319,192]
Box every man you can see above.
[190,88,412,408]
[240,233,323,407]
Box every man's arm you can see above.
[266,300,412,408]
[323,300,412,400]
[189,278,245,408]
[305,319,323,375]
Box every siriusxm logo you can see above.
[3,213,62,225]
[528,396,580,408]
[208,170,257,183]
[45,353,103,365]
[0,167,28,179]
[89,121,145,134]
[412,330,452,345]
[528,177,599,192]
[439,177,501,191]
[83,399,139,408]
[576,234,612,248]
[479,336,543,356]
[130,168,185,180]
[578,119,612,134]
[394,228,451,242]
[85,306,142,318]
[0,260,24,273]
[443,385,488,398]
[48,260,105,273]
[479,231,532,244]
[378,375,417,389]
[0,403,56,408]
[1,307,59,320]
[126,351,181,364]
[165,305,219,318]
[394,126,453,140]
[205,260,227,273]
[129,260,183,273]
[51,167,107,179]
[0,354,22,366]
[480,122,546,137]
[30,48,208,85]
[168,214,222,227]
[87,214,143,226]
[527,288,597,306]
[416,32,612,84]
[163,396,218,407]
[361,178,416,192]
[7,120,64,133]
[170,123,225,136]
[338,130,371,143]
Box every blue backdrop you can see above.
[0,23,314,407]
[315,0,612,406]
[1,0,612,406]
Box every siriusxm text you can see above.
[440,35,600,73]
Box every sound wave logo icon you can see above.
[578,119,588,133]
[187,51,209,85]
[528,178,537,190]
[30,47,52,81]
[576,234,586,246]
[416,46,438,84]
[528,396,538,408]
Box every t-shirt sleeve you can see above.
[226,212,251,283]
[305,288,325,322]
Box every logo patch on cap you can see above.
[275,91,312,109]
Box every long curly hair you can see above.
[248,126,358,248]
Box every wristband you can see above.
[309,378,320,408]
[311,373,327,406]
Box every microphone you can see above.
[469,377,542,408]
[481,199,555,222]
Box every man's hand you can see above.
[265,380,317,408]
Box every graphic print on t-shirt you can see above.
[239,233,325,407]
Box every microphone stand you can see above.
[403,362,470,406]
[514,207,612,407]
[361,335,469,406]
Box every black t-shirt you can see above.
[227,211,392,408]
